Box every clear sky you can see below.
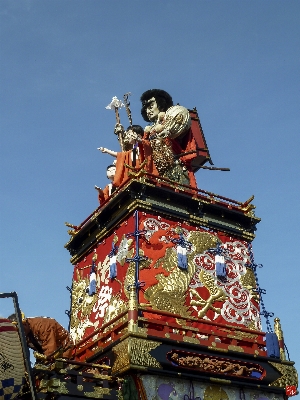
[1,0,299,388]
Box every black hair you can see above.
[126,125,144,137]
[140,89,173,122]
[106,165,116,170]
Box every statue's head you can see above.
[106,164,116,181]
[126,124,144,138]
[122,125,144,150]
[140,89,173,122]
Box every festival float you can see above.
[1,90,298,399]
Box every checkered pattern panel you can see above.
[0,319,26,400]
[0,377,25,400]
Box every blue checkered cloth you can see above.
[0,377,25,400]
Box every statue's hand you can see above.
[157,112,166,122]
[154,123,164,133]
[95,185,103,194]
[156,129,169,140]
[97,147,107,153]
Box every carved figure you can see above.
[140,89,196,186]
[95,164,116,205]
[98,125,156,187]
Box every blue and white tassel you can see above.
[170,231,192,270]
[108,238,118,279]
[88,254,97,296]
[215,254,226,277]
[208,241,228,278]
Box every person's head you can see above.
[123,125,144,145]
[7,311,26,322]
[106,164,116,181]
[7,313,17,323]
[141,89,173,122]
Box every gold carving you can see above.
[190,270,227,318]
[227,345,244,353]
[123,258,135,300]
[170,351,261,378]
[208,347,228,353]
[144,231,217,316]
[128,319,138,333]
[112,340,130,374]
[130,338,162,369]
[112,337,162,374]
[269,361,298,388]
[128,285,138,312]
[246,320,258,330]
[103,293,127,325]
[137,327,148,337]
[70,268,98,339]
[225,330,258,341]
[183,336,200,344]
[84,387,112,398]
[240,268,259,300]
[40,378,69,394]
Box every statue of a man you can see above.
[98,125,156,188]
[140,89,195,186]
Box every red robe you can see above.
[97,183,114,205]
[113,141,157,187]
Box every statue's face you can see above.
[145,97,160,122]
[106,166,116,181]
[123,129,138,145]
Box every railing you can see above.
[72,306,267,363]
[68,172,256,237]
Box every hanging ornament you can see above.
[88,254,97,296]
[108,236,118,279]
[208,241,228,278]
[169,228,192,270]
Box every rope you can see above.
[247,243,274,332]
[126,211,148,302]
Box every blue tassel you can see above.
[215,254,226,277]
[266,332,280,358]
[177,245,188,270]
[89,272,96,295]
[108,239,118,279]
[88,258,97,295]
[109,255,117,279]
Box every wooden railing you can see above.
[73,306,267,363]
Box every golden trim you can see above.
[84,387,112,398]
[228,345,244,353]
[268,361,298,388]
[208,346,228,353]
[183,336,200,344]
[137,327,148,337]
[210,377,231,384]
[112,337,162,374]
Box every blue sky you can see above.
[1,0,299,386]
